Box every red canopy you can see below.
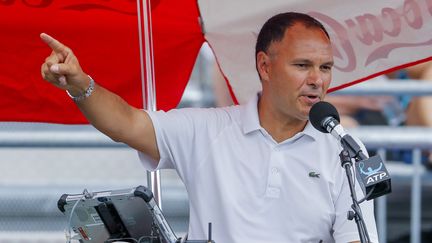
[1,0,431,123]
[0,0,204,123]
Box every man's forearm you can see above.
[75,81,139,143]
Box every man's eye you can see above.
[321,65,332,71]
[295,64,307,68]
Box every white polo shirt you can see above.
[139,94,378,243]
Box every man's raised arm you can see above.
[40,33,160,162]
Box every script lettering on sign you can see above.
[309,0,432,72]
[0,0,146,14]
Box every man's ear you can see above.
[257,51,270,82]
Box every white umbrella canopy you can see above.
[198,0,432,103]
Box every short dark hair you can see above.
[256,12,329,56]
[255,12,330,78]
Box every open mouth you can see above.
[301,95,320,104]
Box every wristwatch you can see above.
[66,75,95,102]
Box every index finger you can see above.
[40,33,67,54]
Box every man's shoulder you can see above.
[177,105,242,121]
[312,131,344,155]
[151,105,243,129]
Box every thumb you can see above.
[50,63,72,76]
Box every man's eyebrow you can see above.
[291,59,334,66]
[322,61,334,66]
[291,59,313,64]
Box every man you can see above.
[41,12,378,243]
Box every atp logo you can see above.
[359,161,387,185]
[366,172,388,185]
[359,162,383,176]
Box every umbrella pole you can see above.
[137,0,162,209]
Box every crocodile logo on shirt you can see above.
[309,172,320,178]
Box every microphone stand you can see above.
[339,142,371,243]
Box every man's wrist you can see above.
[66,75,95,101]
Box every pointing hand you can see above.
[40,33,90,96]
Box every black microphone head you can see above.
[309,101,340,133]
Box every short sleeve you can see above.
[138,107,233,184]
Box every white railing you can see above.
[1,125,432,242]
[350,126,432,243]
[332,79,432,96]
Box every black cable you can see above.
[357,185,376,204]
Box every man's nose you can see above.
[306,68,323,87]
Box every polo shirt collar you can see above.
[302,119,322,140]
[241,93,261,134]
[240,93,321,141]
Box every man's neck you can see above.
[258,97,307,143]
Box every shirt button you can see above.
[271,167,279,174]
[266,187,281,198]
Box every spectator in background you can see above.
[327,61,432,128]
[395,61,432,127]
[325,75,399,127]
[326,61,432,168]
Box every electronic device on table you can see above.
[58,185,214,243]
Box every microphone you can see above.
[309,101,391,200]
[309,101,366,160]
[309,101,346,141]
